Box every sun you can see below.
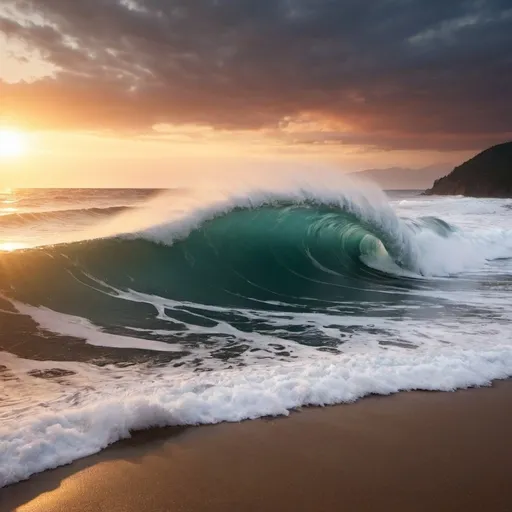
[0,130,26,158]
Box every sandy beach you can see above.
[2,380,512,512]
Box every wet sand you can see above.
[2,380,512,512]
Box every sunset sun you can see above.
[0,129,26,158]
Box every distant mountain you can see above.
[350,164,450,190]
[424,142,512,197]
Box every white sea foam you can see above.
[2,342,512,488]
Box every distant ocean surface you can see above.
[1,181,512,487]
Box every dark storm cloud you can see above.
[1,0,511,150]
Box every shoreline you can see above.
[3,380,512,512]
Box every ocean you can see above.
[1,179,512,488]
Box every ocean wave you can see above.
[1,180,512,488]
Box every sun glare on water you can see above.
[0,130,26,158]
[0,242,27,252]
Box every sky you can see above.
[1,0,511,186]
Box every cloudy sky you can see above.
[1,0,511,186]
